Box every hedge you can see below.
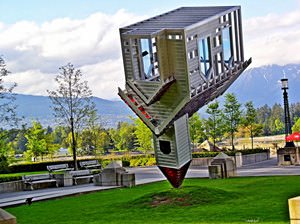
[192,148,269,158]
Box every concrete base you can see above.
[53,173,73,187]
[121,173,135,187]
[277,147,300,166]
[93,174,102,186]
[0,208,16,224]
[289,196,300,224]
[208,165,222,179]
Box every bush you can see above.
[0,175,22,183]
[0,155,9,174]
[129,156,156,167]
[8,159,103,174]
[192,152,219,158]
[237,148,269,155]
[192,148,269,158]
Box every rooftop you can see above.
[121,6,239,36]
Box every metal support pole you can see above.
[282,82,295,147]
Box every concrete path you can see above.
[1,157,300,208]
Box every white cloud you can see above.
[0,9,143,99]
[244,9,300,67]
[4,69,56,96]
[2,7,300,99]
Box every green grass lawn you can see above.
[6,176,300,224]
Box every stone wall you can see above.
[191,152,270,167]
[0,180,23,193]
[241,152,270,165]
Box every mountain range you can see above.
[11,64,300,127]
[14,94,133,128]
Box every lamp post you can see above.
[281,78,295,147]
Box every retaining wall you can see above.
[0,180,24,193]
[191,152,270,167]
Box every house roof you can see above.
[121,6,239,36]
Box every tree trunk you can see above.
[70,117,78,170]
[251,129,254,150]
[231,132,235,151]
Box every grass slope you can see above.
[7,176,300,224]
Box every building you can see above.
[118,6,251,187]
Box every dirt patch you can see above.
[150,194,192,207]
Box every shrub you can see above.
[8,159,103,174]
[0,175,22,183]
[0,155,9,174]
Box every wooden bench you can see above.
[69,170,94,185]
[47,164,73,173]
[23,174,58,190]
[79,160,101,170]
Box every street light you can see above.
[281,78,295,147]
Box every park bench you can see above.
[69,170,94,185]
[79,160,101,170]
[23,174,58,190]
[47,164,73,173]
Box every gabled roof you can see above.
[121,6,239,36]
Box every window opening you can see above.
[159,140,171,154]
[222,27,233,68]
[132,38,160,81]
[198,37,211,78]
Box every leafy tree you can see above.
[25,121,47,161]
[0,57,18,127]
[79,112,111,155]
[205,101,224,150]
[189,113,206,150]
[52,126,69,146]
[0,131,14,172]
[47,63,96,170]
[223,93,242,150]
[290,103,300,124]
[109,122,136,151]
[274,118,284,134]
[134,118,153,152]
[292,118,300,133]
[242,101,263,149]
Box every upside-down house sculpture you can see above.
[118,6,251,188]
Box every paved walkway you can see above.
[1,157,300,208]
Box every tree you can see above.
[205,101,224,150]
[292,118,300,133]
[25,121,47,161]
[256,104,272,135]
[223,93,242,150]
[47,63,96,170]
[189,113,206,149]
[269,103,284,135]
[242,101,263,149]
[134,118,153,152]
[0,57,18,127]
[109,122,136,151]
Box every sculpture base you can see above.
[158,161,191,188]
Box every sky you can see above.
[0,0,300,99]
